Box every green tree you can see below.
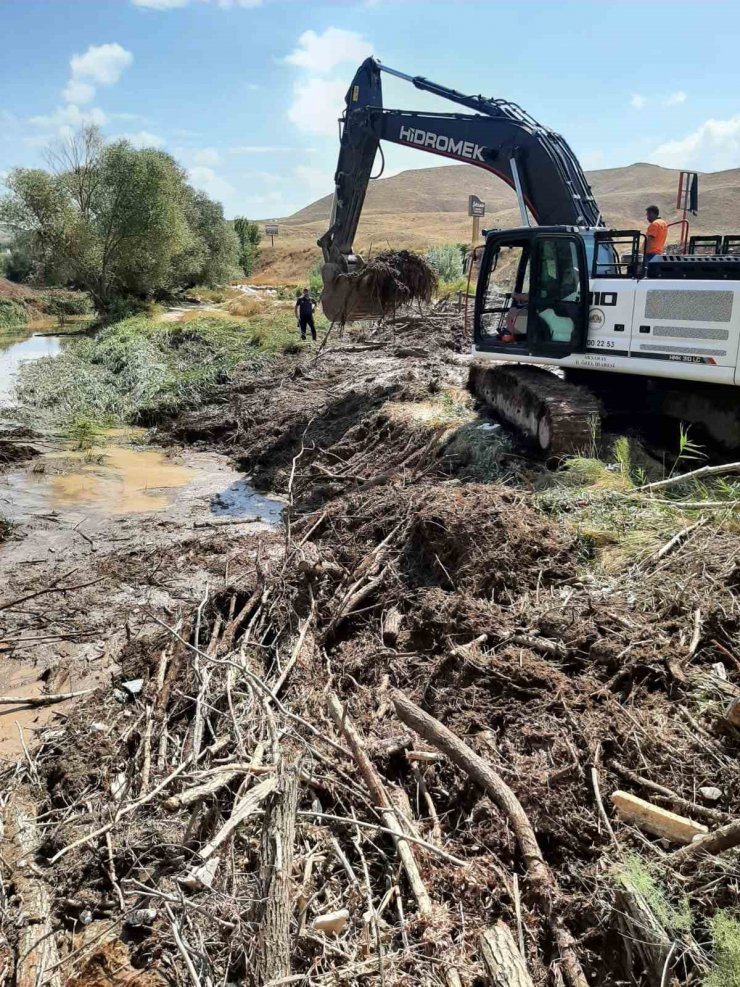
[0,126,239,309]
[233,216,261,276]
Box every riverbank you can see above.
[1,302,739,986]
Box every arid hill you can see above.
[253,161,740,284]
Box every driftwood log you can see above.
[255,759,301,986]
[480,924,534,987]
[7,794,62,987]
[391,690,589,987]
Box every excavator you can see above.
[319,57,740,454]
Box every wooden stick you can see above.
[163,761,273,812]
[480,923,534,987]
[255,760,301,986]
[197,776,277,862]
[391,690,589,987]
[611,791,708,845]
[0,688,94,707]
[611,760,730,825]
[634,461,740,494]
[669,818,740,869]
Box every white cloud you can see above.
[188,165,235,200]
[121,130,165,148]
[284,29,373,137]
[284,28,372,75]
[192,147,220,165]
[630,94,646,110]
[133,0,262,8]
[31,104,107,130]
[63,79,96,105]
[70,43,133,86]
[651,115,740,171]
[666,91,687,106]
[245,83,261,91]
[288,76,347,136]
[57,43,133,116]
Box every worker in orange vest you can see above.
[644,205,668,267]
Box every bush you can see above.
[42,290,93,317]
[425,244,464,283]
[0,298,27,329]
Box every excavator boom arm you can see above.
[319,58,601,268]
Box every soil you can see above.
[1,305,738,987]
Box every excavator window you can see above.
[526,234,588,357]
[476,242,530,347]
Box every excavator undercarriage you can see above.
[468,364,601,456]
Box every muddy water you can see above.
[0,330,61,406]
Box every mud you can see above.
[0,306,738,987]
[0,436,283,763]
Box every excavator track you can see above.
[468,363,602,456]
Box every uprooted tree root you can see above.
[2,316,740,986]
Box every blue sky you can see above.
[2,0,739,219]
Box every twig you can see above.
[0,688,94,707]
[296,811,465,866]
[165,903,203,987]
[654,518,708,559]
[634,461,740,493]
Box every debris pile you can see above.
[321,251,438,323]
[2,312,740,986]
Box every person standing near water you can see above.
[295,287,317,341]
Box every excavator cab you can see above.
[474,228,589,359]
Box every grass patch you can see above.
[14,307,326,428]
[225,296,264,318]
[617,854,692,936]
[704,912,740,987]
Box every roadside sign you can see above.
[468,195,486,218]
[264,223,278,246]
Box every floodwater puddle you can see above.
[45,444,194,514]
[210,478,285,523]
[2,431,285,523]
[2,439,201,517]
[0,330,61,406]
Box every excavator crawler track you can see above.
[468,364,602,456]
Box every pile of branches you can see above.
[4,468,740,986]
[358,250,438,314]
[3,340,740,986]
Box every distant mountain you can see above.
[253,162,740,283]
